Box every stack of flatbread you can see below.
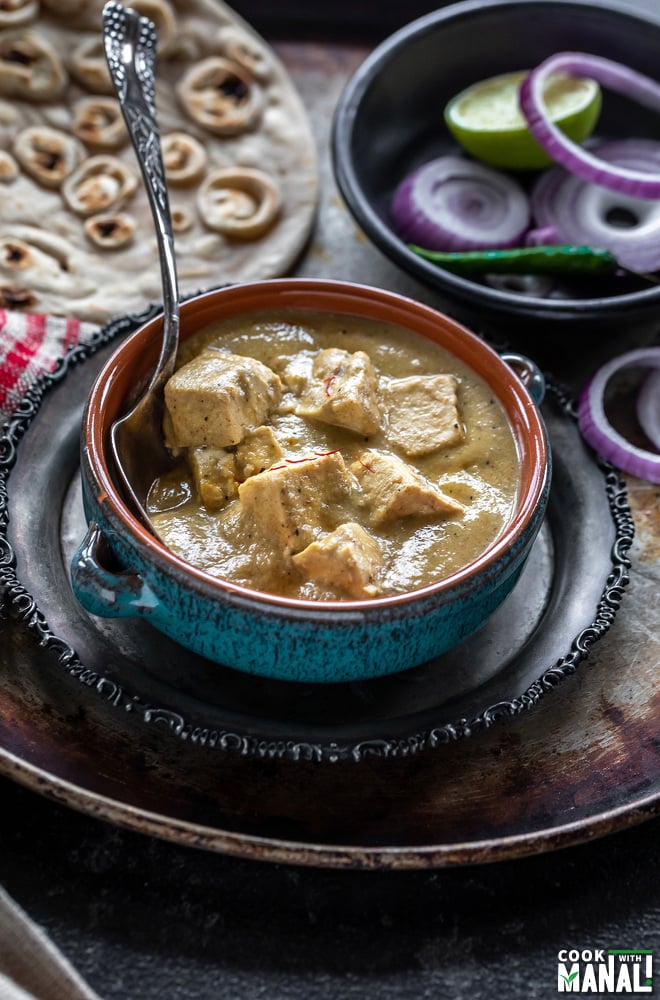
[0,0,318,321]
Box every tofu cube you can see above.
[164,349,282,449]
[382,374,464,456]
[235,426,283,480]
[296,347,381,436]
[292,522,383,598]
[350,449,464,525]
[238,450,352,554]
[187,446,238,511]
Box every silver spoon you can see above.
[102,1,180,532]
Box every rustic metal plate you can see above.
[0,315,657,868]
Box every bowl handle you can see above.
[70,522,158,619]
[501,352,545,406]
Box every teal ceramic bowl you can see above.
[71,279,550,683]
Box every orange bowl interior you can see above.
[86,279,548,603]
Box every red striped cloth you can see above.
[0,311,100,421]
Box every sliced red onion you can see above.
[578,347,660,483]
[525,224,558,246]
[391,155,530,251]
[529,139,660,271]
[520,52,660,198]
[637,368,660,451]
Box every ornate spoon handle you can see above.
[102,0,179,387]
[100,2,181,534]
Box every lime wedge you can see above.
[444,70,601,169]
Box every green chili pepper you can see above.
[408,244,620,276]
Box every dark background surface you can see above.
[232,0,660,42]
[1,1,659,998]
[1,775,659,1000]
[230,0,446,39]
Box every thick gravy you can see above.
[147,309,519,600]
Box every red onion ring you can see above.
[578,347,660,483]
[519,52,660,198]
[528,139,660,271]
[637,368,660,451]
[391,155,530,251]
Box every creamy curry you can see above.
[147,309,519,601]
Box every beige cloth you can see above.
[0,887,101,1000]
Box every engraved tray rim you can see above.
[2,305,657,869]
[0,305,636,765]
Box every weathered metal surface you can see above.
[0,38,658,871]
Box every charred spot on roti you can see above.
[0,226,96,298]
[176,56,261,135]
[84,211,136,249]
[0,149,18,181]
[0,237,32,268]
[13,125,84,187]
[71,96,127,150]
[126,0,177,56]
[68,35,113,94]
[0,0,40,30]
[197,167,281,239]
[161,132,207,186]
[170,204,194,232]
[0,28,67,100]
[0,282,37,308]
[216,25,273,83]
[62,154,138,215]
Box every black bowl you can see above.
[332,0,660,332]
